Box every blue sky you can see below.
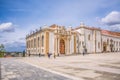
[0,0,120,52]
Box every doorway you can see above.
[103,42,107,52]
[60,39,65,54]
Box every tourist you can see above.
[39,53,41,57]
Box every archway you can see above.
[103,42,107,52]
[60,39,65,54]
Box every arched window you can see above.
[31,40,33,48]
[98,42,100,49]
[28,41,30,48]
[38,37,39,47]
[116,41,118,46]
[34,38,36,47]
[107,39,109,45]
[27,41,28,48]
[88,34,90,40]
[42,35,44,47]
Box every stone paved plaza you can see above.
[0,58,71,80]
[0,52,120,80]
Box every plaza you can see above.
[1,52,120,80]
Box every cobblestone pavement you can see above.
[20,52,120,80]
[0,53,120,80]
[0,58,71,80]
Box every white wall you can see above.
[49,32,54,54]
[95,31,102,52]
[70,35,74,54]
[76,28,102,53]
[102,35,120,52]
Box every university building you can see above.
[26,23,120,56]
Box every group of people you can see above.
[47,52,56,59]
[28,48,87,58]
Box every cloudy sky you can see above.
[0,0,120,52]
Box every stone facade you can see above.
[26,24,120,56]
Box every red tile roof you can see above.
[102,30,120,37]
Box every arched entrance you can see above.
[103,42,107,52]
[60,39,65,54]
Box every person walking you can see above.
[39,53,41,57]
[48,52,51,58]
[83,48,85,56]
[53,52,56,59]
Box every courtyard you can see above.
[0,52,120,80]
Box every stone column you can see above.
[66,37,70,55]
[54,36,57,55]
[65,39,67,55]
[58,38,60,55]
[68,37,70,54]
[39,34,41,54]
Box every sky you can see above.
[0,0,120,52]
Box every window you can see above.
[38,37,39,47]
[88,34,90,40]
[107,39,109,45]
[28,41,30,48]
[116,41,118,46]
[31,40,33,48]
[29,41,31,48]
[34,38,36,47]
[98,42,100,49]
[29,40,30,48]
[42,35,44,47]
[82,41,85,47]
[27,41,28,48]
[79,41,81,46]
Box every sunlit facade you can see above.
[26,23,120,56]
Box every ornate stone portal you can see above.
[54,26,72,55]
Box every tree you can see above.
[0,44,6,57]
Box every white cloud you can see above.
[109,24,120,32]
[0,22,15,32]
[0,22,27,51]
[101,11,120,25]
[4,41,25,52]
[101,11,120,32]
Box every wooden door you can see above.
[60,39,65,54]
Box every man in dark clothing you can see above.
[39,53,41,57]
[48,53,50,58]
[83,48,85,56]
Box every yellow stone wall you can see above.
[45,31,49,55]
[74,35,76,53]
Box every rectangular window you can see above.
[88,34,90,40]
[98,42,100,49]
[79,41,81,46]
[31,40,33,48]
[34,39,36,48]
[38,37,39,47]
[28,41,29,48]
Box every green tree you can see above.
[0,44,6,57]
